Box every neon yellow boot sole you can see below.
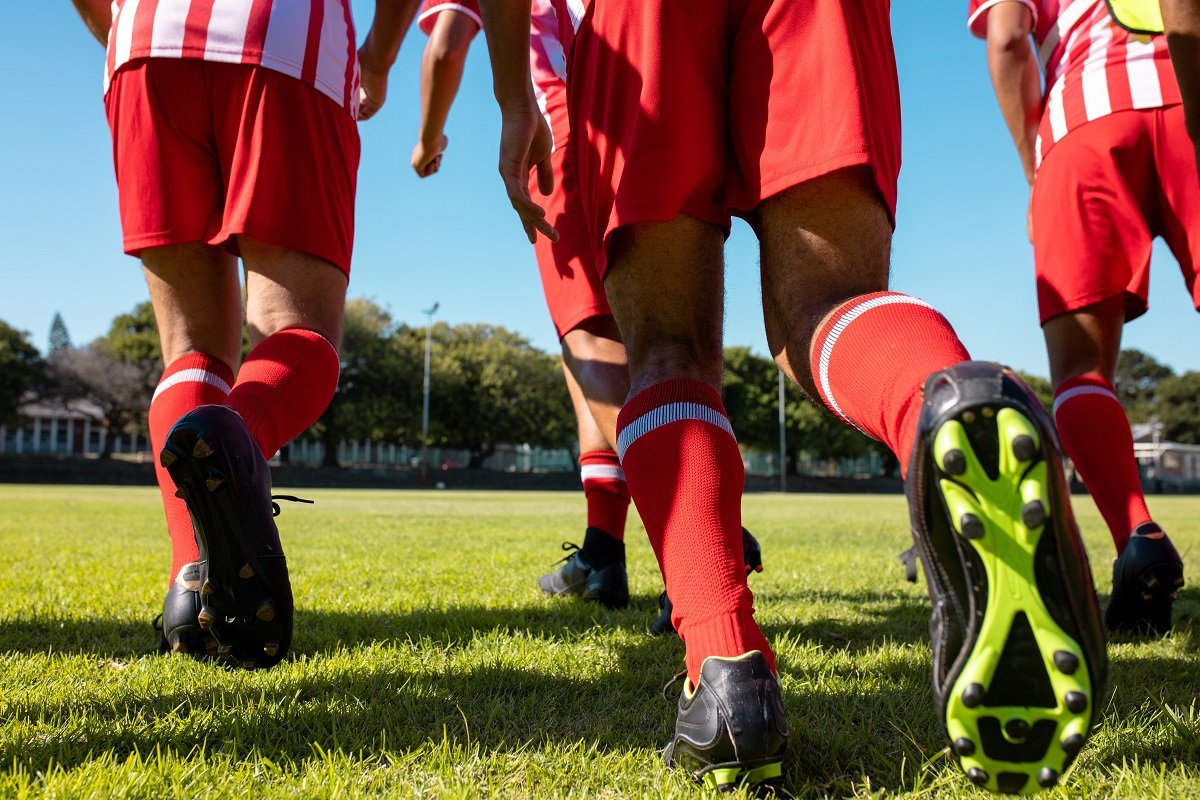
[907,363,1106,796]
[935,408,1093,793]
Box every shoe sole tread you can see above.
[162,416,292,669]
[933,405,1096,795]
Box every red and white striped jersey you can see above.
[529,0,567,89]
[547,0,583,64]
[104,0,360,116]
[969,0,1180,165]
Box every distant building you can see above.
[0,401,573,469]
[1131,422,1200,487]
[0,399,149,458]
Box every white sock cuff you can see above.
[1052,384,1119,417]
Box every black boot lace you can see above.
[270,494,315,517]
[661,667,689,703]
[549,541,581,566]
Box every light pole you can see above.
[421,302,439,478]
[778,368,787,493]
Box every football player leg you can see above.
[537,330,631,608]
[759,165,1106,796]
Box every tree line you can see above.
[4,304,1199,470]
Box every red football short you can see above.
[530,80,611,338]
[568,0,901,275]
[105,59,360,275]
[1031,105,1200,324]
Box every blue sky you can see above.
[2,4,1196,378]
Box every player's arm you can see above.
[477,0,556,243]
[1161,0,1200,176]
[414,11,481,177]
[358,0,423,121]
[70,0,112,46]
[983,2,1042,184]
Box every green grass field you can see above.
[1,486,1197,799]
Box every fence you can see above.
[0,417,146,460]
[280,440,577,473]
[1133,441,1200,489]
[742,449,888,479]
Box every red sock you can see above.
[579,450,630,541]
[149,353,235,583]
[1054,374,1151,554]
[810,292,970,474]
[617,380,773,683]
[226,328,341,458]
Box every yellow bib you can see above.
[1104,0,1164,35]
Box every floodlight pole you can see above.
[778,368,787,493]
[421,302,439,481]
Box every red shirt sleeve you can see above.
[417,0,483,36]
[968,0,1039,39]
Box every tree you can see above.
[420,323,575,467]
[720,346,876,472]
[41,302,163,458]
[98,301,162,365]
[48,313,71,354]
[307,298,421,466]
[304,315,576,468]
[722,347,781,450]
[1157,372,1200,444]
[1115,349,1174,423]
[1016,371,1054,418]
[787,394,878,462]
[0,320,43,426]
[47,344,155,458]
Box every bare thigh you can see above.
[141,243,243,367]
[604,215,726,397]
[1042,295,1126,388]
[560,315,629,446]
[240,236,349,348]
[756,167,892,398]
[561,360,611,453]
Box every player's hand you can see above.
[357,45,389,121]
[412,135,449,178]
[498,99,557,244]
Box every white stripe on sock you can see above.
[580,463,626,482]
[816,294,935,428]
[1053,383,1118,416]
[152,368,232,403]
[616,402,735,461]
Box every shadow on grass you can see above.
[764,588,930,651]
[4,614,937,797]
[5,589,1200,795]
[0,592,673,660]
[0,587,930,660]
[0,616,157,659]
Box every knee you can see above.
[625,337,723,394]
[1042,305,1123,388]
[764,285,885,367]
[561,316,623,358]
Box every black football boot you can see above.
[664,651,788,790]
[160,404,293,669]
[538,535,630,609]
[158,561,209,655]
[906,362,1107,795]
[1105,522,1185,636]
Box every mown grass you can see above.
[1,485,1197,798]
